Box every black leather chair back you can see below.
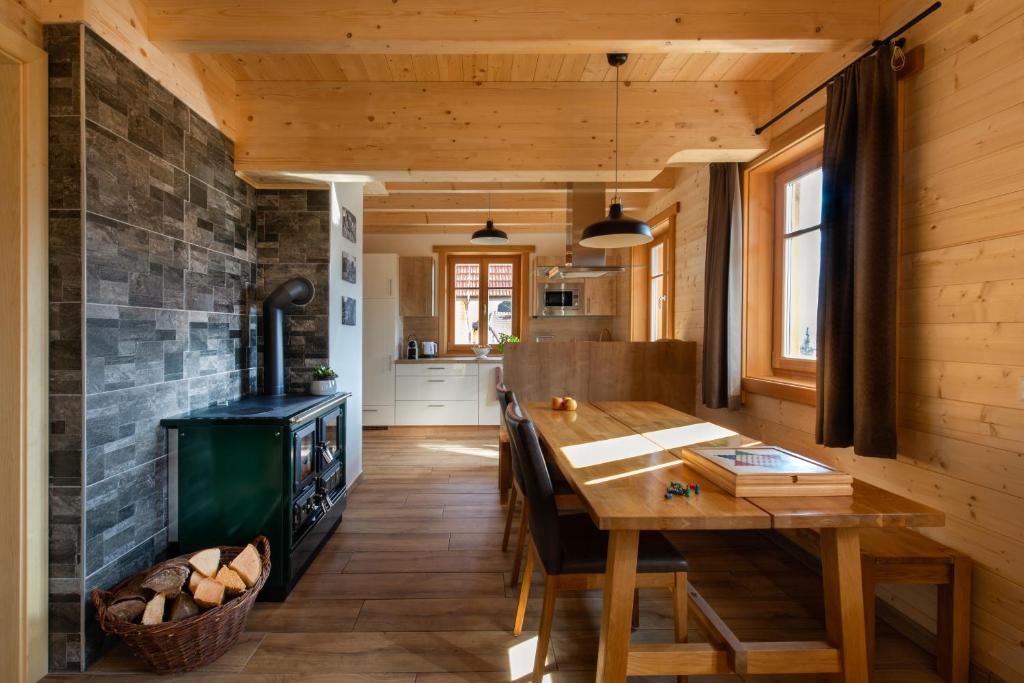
[503,391,529,500]
[505,402,562,575]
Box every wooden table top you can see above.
[524,400,944,532]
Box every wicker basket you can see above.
[91,536,271,674]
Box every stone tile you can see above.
[49,210,83,303]
[85,121,188,241]
[44,24,81,118]
[49,116,82,210]
[84,381,188,490]
[50,302,83,395]
[85,212,187,309]
[84,30,187,168]
[257,210,330,264]
[186,110,250,204]
[50,394,83,486]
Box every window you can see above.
[630,204,676,341]
[743,117,824,405]
[773,157,822,371]
[436,247,531,355]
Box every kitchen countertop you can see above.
[396,356,502,364]
[161,392,351,426]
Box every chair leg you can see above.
[501,485,518,551]
[673,572,689,683]
[510,499,530,586]
[631,588,640,630]
[513,543,536,635]
[861,558,876,681]
[937,556,971,683]
[533,575,559,683]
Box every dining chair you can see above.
[499,387,579,586]
[505,403,690,683]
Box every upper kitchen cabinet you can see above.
[583,277,616,316]
[400,256,435,316]
[364,254,398,299]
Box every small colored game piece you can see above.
[682,488,690,497]
[694,484,701,495]
[664,492,673,500]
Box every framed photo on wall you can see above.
[342,207,357,243]
[342,296,356,326]
[342,251,357,284]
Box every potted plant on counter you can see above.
[495,333,520,355]
[310,366,338,395]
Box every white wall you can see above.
[364,231,566,258]
[329,183,364,485]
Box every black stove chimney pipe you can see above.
[262,277,315,395]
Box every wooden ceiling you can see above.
[139,0,878,233]
[214,53,804,84]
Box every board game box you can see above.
[682,446,852,497]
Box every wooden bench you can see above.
[782,527,970,683]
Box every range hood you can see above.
[542,182,627,279]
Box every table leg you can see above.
[597,529,639,683]
[820,527,869,683]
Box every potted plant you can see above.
[495,333,520,355]
[310,366,338,395]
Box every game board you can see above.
[682,446,852,497]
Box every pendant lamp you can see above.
[470,193,509,245]
[579,54,653,249]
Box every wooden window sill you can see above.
[742,375,817,406]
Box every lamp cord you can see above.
[613,63,620,205]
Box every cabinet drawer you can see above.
[396,400,479,426]
[396,363,477,377]
[362,404,395,427]
[396,374,478,401]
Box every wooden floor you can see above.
[55,429,944,682]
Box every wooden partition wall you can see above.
[503,340,697,414]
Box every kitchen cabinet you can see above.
[477,361,502,425]
[364,253,398,299]
[394,361,485,426]
[396,400,479,426]
[362,298,400,426]
[583,277,616,316]
[399,256,435,316]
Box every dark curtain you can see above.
[702,163,742,410]
[816,45,899,457]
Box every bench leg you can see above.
[937,556,971,683]
[861,558,876,681]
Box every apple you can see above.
[551,396,565,410]
[563,397,578,412]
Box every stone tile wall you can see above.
[256,190,331,393]
[45,25,259,670]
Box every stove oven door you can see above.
[317,406,346,501]
[292,421,318,495]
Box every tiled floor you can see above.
[51,428,943,682]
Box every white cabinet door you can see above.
[362,298,399,409]
[362,405,396,427]
[396,401,479,426]
[396,374,478,401]
[478,362,502,425]
[364,253,398,299]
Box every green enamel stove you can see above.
[161,392,350,600]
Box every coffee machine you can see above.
[406,335,419,360]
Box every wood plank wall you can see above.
[644,0,1024,677]
[503,340,697,414]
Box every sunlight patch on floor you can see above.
[420,443,500,459]
[507,636,554,681]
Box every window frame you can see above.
[445,255,521,353]
[433,245,533,357]
[741,112,824,406]
[630,203,677,341]
[771,151,823,375]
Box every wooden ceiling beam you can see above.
[147,0,878,54]
[365,210,568,225]
[235,81,769,179]
[366,224,568,235]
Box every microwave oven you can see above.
[537,283,581,316]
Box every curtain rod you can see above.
[754,1,942,135]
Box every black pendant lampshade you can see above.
[579,202,652,248]
[470,219,509,245]
[581,53,653,249]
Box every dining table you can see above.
[523,400,944,683]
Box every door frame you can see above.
[0,18,49,683]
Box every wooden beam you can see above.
[235,80,769,179]
[365,209,567,225]
[146,0,878,54]
[366,223,566,235]
[383,179,674,193]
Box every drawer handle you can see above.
[427,367,446,370]
[363,408,379,412]
[427,379,445,383]
[428,404,445,408]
